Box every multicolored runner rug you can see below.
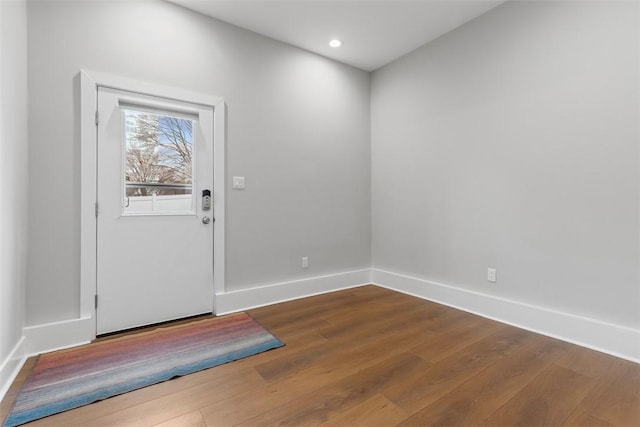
[4,313,283,426]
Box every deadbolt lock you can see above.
[202,189,212,211]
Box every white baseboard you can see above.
[215,269,372,315]
[8,266,635,401]
[372,268,640,363]
[0,337,26,401]
[17,269,370,358]
[23,316,94,357]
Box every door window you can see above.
[122,107,196,215]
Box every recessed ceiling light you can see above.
[329,39,342,48]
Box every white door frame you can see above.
[80,69,226,336]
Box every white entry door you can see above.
[96,87,214,334]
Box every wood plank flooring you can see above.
[2,285,639,426]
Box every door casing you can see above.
[80,70,226,338]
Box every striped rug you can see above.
[4,313,283,426]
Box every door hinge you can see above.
[95,294,98,309]
[95,202,99,217]
[95,111,99,126]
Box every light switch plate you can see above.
[232,176,245,189]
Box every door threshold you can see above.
[95,312,215,342]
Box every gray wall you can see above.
[23,0,639,334]
[0,0,28,366]
[371,0,639,329]
[26,0,371,325]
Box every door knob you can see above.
[202,216,211,225]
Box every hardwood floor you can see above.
[2,285,639,426]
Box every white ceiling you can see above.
[169,0,506,71]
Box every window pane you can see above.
[122,109,195,215]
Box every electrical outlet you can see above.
[487,268,497,283]
[302,257,309,269]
